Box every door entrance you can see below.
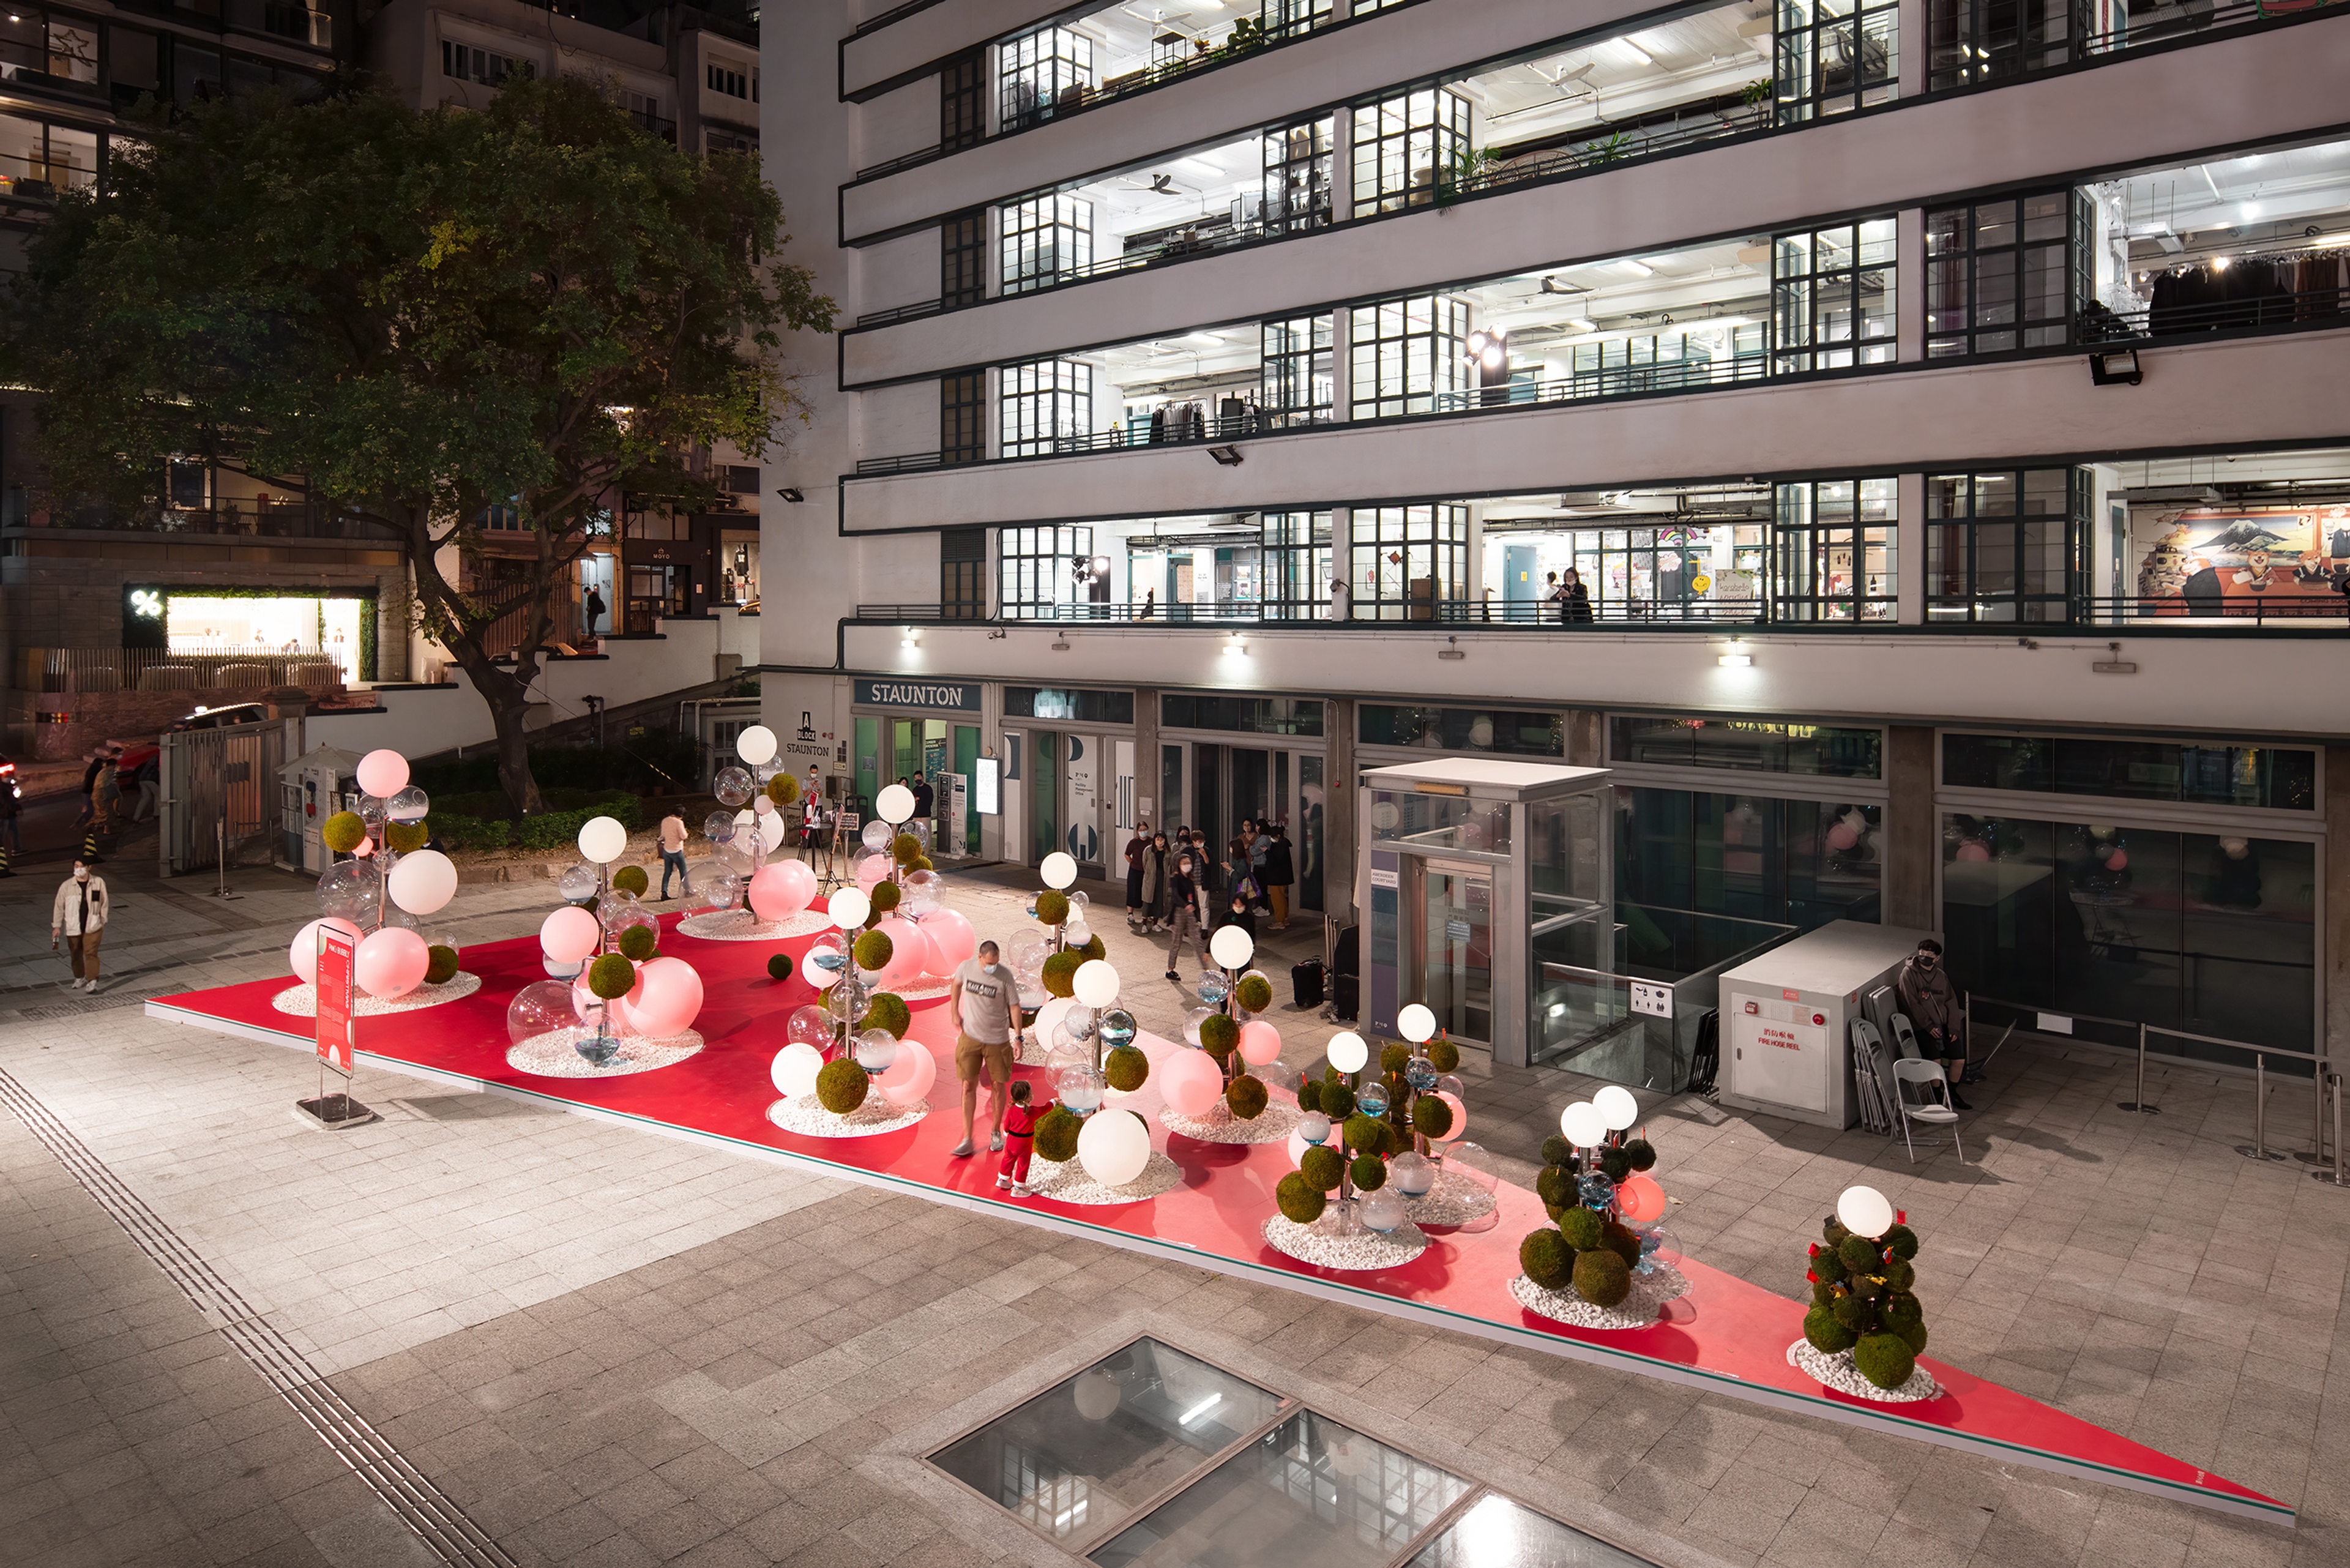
[1185,742,1323,913]
[1415,859,1494,1043]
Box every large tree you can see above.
[4,78,832,814]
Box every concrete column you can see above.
[1897,0,1925,98]
[1326,696,1356,923]
[1884,724,1936,930]
[1565,706,1605,767]
[1329,305,1352,421]
[1132,687,1160,831]
[2327,745,2348,1064]
[1896,206,1925,364]
[1897,469,1925,625]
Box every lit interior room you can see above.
[166,593,365,682]
[2099,134,2350,335]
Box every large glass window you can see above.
[0,114,94,195]
[941,211,984,308]
[1941,817,2316,1061]
[941,49,982,149]
[1772,219,1898,373]
[1005,687,1135,723]
[1925,191,2075,357]
[999,359,1091,459]
[1611,716,1884,777]
[1261,114,1334,236]
[1260,315,1333,429]
[1260,511,1331,620]
[1160,693,1323,736]
[941,526,985,619]
[1351,88,1468,215]
[1774,477,1898,621]
[1925,467,2084,621]
[1362,706,1564,756]
[1942,733,2318,810]
[1775,0,1897,122]
[1349,505,1468,619]
[1000,192,1092,296]
[999,26,1091,133]
[1927,0,2070,91]
[1349,294,1468,420]
[1618,786,1885,934]
[940,372,983,466]
[999,525,1094,618]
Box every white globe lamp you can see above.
[1836,1184,1896,1240]
[1396,1003,1436,1044]
[875,783,915,824]
[1209,924,1253,971]
[829,887,871,930]
[1594,1084,1640,1132]
[1076,1108,1152,1188]
[1039,851,1078,890]
[736,725,778,766]
[1073,959,1121,1009]
[1325,1031,1369,1075]
[576,815,629,865]
[1559,1101,1607,1148]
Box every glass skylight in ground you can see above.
[1405,1493,1655,1568]
[1090,1408,1471,1568]
[929,1338,1282,1544]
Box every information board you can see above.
[316,925,357,1076]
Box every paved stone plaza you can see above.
[1,849,2343,1567]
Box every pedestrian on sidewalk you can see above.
[0,761,20,858]
[1138,831,1173,932]
[584,586,606,639]
[51,859,108,993]
[1123,819,1151,925]
[949,939,1025,1158]
[1263,824,1295,931]
[1164,853,1207,980]
[657,811,692,899]
[70,744,119,830]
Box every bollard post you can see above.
[2119,1022,2159,1113]
[2300,1058,2333,1168]
[2239,1055,2286,1162]
[2315,1073,2348,1187]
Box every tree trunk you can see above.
[442,644,544,818]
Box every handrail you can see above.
[1967,991,2318,1061]
[856,298,946,327]
[2105,282,2350,340]
[2077,592,2349,625]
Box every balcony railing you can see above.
[2105,281,2350,340]
[9,502,400,540]
[21,645,349,695]
[857,299,947,327]
[852,408,1326,474]
[1003,209,1329,297]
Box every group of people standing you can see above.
[1121,818,1295,982]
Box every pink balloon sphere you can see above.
[355,748,409,799]
[1618,1173,1667,1223]
[1237,1020,1283,1067]
[1826,823,1859,851]
[1159,1050,1224,1118]
[2106,848,2128,870]
[873,914,929,987]
[288,917,364,984]
[876,1040,937,1106]
[349,835,374,858]
[630,957,704,1040]
[354,927,430,1001]
[923,908,977,971]
[1955,840,1991,862]
[749,860,818,922]
[1431,1090,1468,1142]
[540,905,601,964]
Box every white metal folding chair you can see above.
[1848,1019,1893,1134]
[1888,1012,1924,1061]
[1892,1058,1964,1165]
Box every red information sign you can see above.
[316,925,357,1075]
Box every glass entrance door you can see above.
[1419,860,1494,1043]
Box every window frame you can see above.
[1924,188,2074,359]
[940,372,984,466]
[1259,314,1334,430]
[941,209,985,308]
[1924,466,2089,622]
[1772,218,1899,375]
[1775,0,1898,122]
[999,191,1092,296]
[998,359,1092,460]
[999,525,1094,619]
[1771,476,1900,622]
[1349,293,1468,421]
[1349,503,1469,620]
[1351,86,1468,217]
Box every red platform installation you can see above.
[151,905,2289,1527]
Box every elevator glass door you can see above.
[1419,860,1493,1043]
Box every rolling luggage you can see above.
[1330,972,1360,1021]
[1291,959,1327,1009]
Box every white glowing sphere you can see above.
[1039,851,1078,890]
[1076,1108,1151,1188]
[1072,959,1121,1009]
[1594,1084,1640,1132]
[1325,1031,1369,1075]
[829,888,871,930]
[876,783,916,824]
[1396,1002,1436,1043]
[576,815,629,864]
[736,724,778,766]
[1209,925,1254,971]
[1837,1185,1895,1241]
[1559,1101,1607,1148]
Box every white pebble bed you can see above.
[766,1093,929,1138]
[1785,1338,1942,1402]
[275,974,481,1017]
[1160,1096,1300,1144]
[1022,1151,1183,1204]
[506,1028,704,1078]
[893,976,952,1001]
[1403,1168,1499,1228]
[1509,1261,1690,1331]
[676,909,833,941]
[1261,1215,1430,1271]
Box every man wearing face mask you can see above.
[1896,937,1967,1109]
[51,858,109,993]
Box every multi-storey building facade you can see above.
[767,0,2350,1082]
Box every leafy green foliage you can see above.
[1520,1228,1573,1290]
[423,944,460,985]
[616,925,657,961]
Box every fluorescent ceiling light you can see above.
[1616,36,1655,65]
[1174,155,1225,179]
[1179,1394,1225,1426]
[1182,331,1225,346]
[1616,258,1654,277]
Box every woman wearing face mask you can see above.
[51,858,109,993]
[1896,938,1966,1108]
[1163,853,1206,981]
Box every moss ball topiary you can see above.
[892,832,923,865]
[1034,889,1070,926]
[1035,1106,1083,1163]
[868,879,901,914]
[765,773,800,807]
[386,819,430,853]
[1419,1040,1455,1075]
[1844,1271,1884,1302]
[612,865,649,897]
[1540,1135,1576,1168]
[1879,1291,1923,1332]
[1811,1277,1839,1307]
[1572,1247,1632,1308]
[767,953,794,982]
[1622,1137,1657,1172]
[1040,949,1082,998]
[1078,935,1105,961]
[1896,1321,1929,1355]
[914,856,935,872]
[1351,1154,1387,1191]
[1601,1220,1643,1267]
[424,945,460,985]
[1300,1145,1345,1192]
[1598,1148,1631,1182]
[815,1057,870,1115]
[587,954,637,1000]
[1557,1205,1605,1252]
[1881,1222,1919,1260]
[1095,1044,1147,1093]
[1882,1255,1915,1293]
[1830,1293,1871,1331]
[1235,974,1274,1014]
[1837,1234,1883,1275]
[1852,1333,1916,1390]
[1804,1304,1858,1354]
[1198,1012,1240,1059]
[1535,1165,1576,1209]
[1297,1078,1322,1114]
[1276,1171,1327,1225]
[1822,1215,1851,1247]
[1341,1113,1384,1153]
[617,925,659,961]
[854,929,894,973]
[860,993,912,1039]
[321,812,367,854]
[1319,1082,1357,1121]
[1810,1245,1849,1284]
[1225,1074,1268,1119]
[1544,1202,1567,1225]
[1520,1228,1574,1290]
[1411,1094,1454,1140]
[1380,1042,1412,1075]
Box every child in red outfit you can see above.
[998,1081,1040,1195]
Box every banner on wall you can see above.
[761,672,846,779]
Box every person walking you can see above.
[1262,824,1295,931]
[584,585,607,639]
[122,745,160,823]
[51,859,108,993]
[1138,831,1173,933]
[1122,820,1152,925]
[71,744,118,830]
[948,939,1026,1157]
[1896,938,1969,1110]
[911,772,935,822]
[657,811,692,899]
[1244,822,1272,913]
[1163,852,1207,980]
[0,761,20,859]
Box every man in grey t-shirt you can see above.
[949,941,1026,1157]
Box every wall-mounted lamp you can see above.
[2088,348,2141,387]
[1718,640,1753,668]
[1222,630,1247,657]
[776,487,805,502]
[1206,445,1244,466]
[900,626,920,649]
[1438,635,1466,662]
[1050,639,1071,652]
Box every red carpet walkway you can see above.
[148,905,2291,1526]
